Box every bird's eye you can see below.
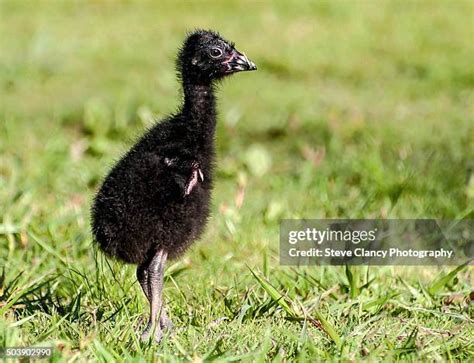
[209,47,223,59]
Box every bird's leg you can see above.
[184,161,204,196]
[140,249,168,343]
[138,258,173,339]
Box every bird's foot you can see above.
[184,161,204,196]
[140,323,164,343]
[140,310,172,343]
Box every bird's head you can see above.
[177,30,257,84]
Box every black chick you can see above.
[91,30,256,342]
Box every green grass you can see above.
[1,0,473,361]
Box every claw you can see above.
[184,162,204,196]
[184,170,198,196]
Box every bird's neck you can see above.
[182,80,216,135]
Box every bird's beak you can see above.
[225,49,257,73]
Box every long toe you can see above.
[140,330,150,342]
[154,328,164,343]
[140,320,153,342]
[140,327,151,342]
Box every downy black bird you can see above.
[91,30,256,342]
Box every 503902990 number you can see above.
[1,347,52,358]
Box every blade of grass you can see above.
[248,266,342,348]
[29,231,68,266]
[345,265,360,299]
[248,266,295,317]
[428,260,471,296]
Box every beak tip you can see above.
[230,50,257,72]
[247,60,257,71]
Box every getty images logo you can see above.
[288,227,378,245]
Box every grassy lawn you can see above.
[1,0,473,361]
